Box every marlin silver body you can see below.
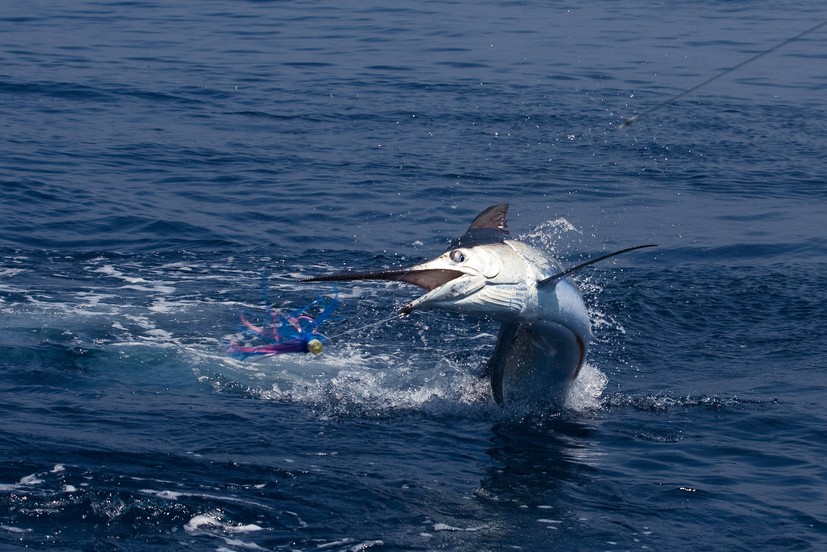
[305,204,592,408]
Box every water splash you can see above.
[601,392,768,412]
[520,217,583,255]
[565,363,608,412]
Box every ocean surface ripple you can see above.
[2,1,827,550]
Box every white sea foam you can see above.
[140,489,183,500]
[0,472,45,491]
[184,512,264,534]
[0,268,25,278]
[219,537,266,550]
[0,525,30,534]
[143,328,173,341]
[314,538,384,551]
[433,522,486,532]
[93,264,176,294]
[317,539,353,549]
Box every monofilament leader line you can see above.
[326,312,409,340]
[620,19,827,129]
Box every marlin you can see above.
[304,204,654,408]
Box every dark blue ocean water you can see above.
[2,1,827,550]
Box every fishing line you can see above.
[620,19,827,128]
[327,312,409,340]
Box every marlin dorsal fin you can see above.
[467,203,509,233]
[449,203,510,249]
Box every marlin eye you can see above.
[450,249,466,263]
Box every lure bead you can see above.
[307,339,324,355]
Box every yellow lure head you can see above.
[306,338,324,355]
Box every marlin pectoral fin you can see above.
[488,322,586,407]
[488,323,524,406]
[538,244,657,287]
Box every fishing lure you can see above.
[228,286,338,359]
